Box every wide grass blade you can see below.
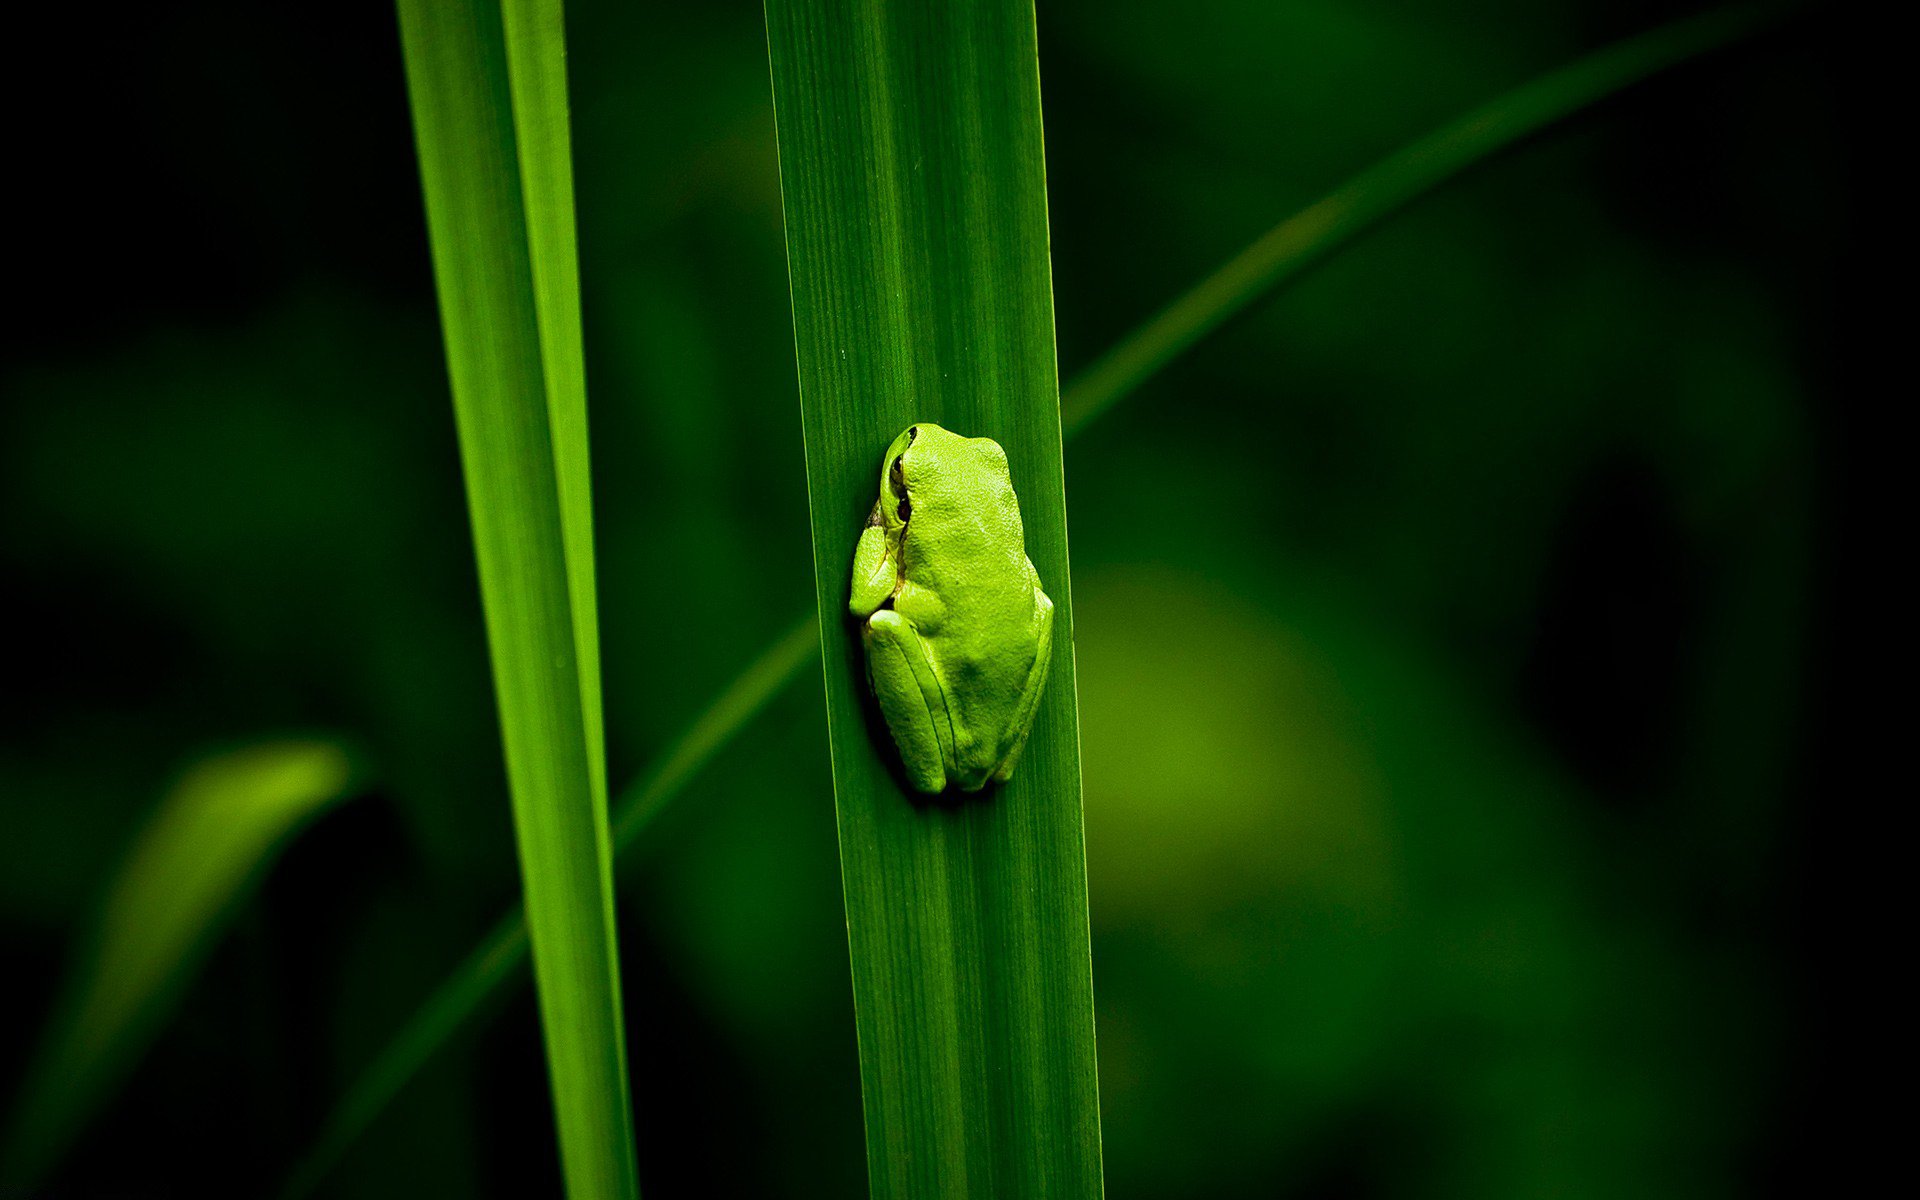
[395,1,638,1197]
[764,0,1103,1194]
[1,741,356,1191]
[280,7,1780,1189]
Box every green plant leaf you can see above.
[279,915,529,1200]
[763,1,1103,1194]
[281,7,1784,1190]
[1,741,356,1191]
[1059,1,1788,435]
[395,1,638,1197]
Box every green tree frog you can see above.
[848,423,1054,794]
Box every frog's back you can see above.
[897,430,1039,629]
[894,430,1048,785]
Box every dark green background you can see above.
[0,0,1851,1196]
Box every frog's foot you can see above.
[990,588,1054,785]
[863,610,957,794]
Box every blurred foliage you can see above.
[2,741,356,1190]
[0,0,1839,1196]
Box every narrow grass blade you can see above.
[280,7,1782,1189]
[1059,1,1788,434]
[1,741,356,1191]
[764,1,1103,1194]
[609,617,821,853]
[395,1,638,1197]
[278,917,529,1200]
[498,0,607,818]
[278,620,817,1200]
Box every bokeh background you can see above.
[1,0,1855,1196]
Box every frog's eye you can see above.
[889,457,911,522]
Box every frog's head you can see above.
[877,423,934,531]
[877,422,1012,535]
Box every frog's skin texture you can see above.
[848,423,1054,794]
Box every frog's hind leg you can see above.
[863,610,957,794]
[990,587,1055,785]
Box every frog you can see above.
[848,423,1054,794]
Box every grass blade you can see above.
[279,916,530,1200]
[764,1,1103,1194]
[281,7,1779,1189]
[1,741,356,1191]
[607,617,822,853]
[395,1,638,1197]
[498,0,607,816]
[1059,1,1788,434]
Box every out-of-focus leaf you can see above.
[0,740,356,1190]
[1060,1,1789,433]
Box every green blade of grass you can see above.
[1060,1,1788,435]
[281,7,1781,1190]
[279,915,530,1200]
[764,1,1103,1194]
[498,0,607,817]
[1,741,356,1192]
[395,2,638,1198]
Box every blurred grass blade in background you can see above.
[281,915,530,1200]
[1060,1,1788,434]
[0,741,356,1191]
[279,6,1781,1190]
[396,1,639,1198]
[279,620,818,1200]
[765,0,1104,1195]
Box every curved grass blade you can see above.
[281,7,1784,1190]
[278,620,817,1200]
[0,741,356,1192]
[1059,1,1789,434]
[278,916,529,1200]
[764,0,1103,1193]
[396,0,638,1196]
[606,617,822,853]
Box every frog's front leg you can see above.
[862,610,958,793]
[848,504,896,619]
[990,583,1054,784]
